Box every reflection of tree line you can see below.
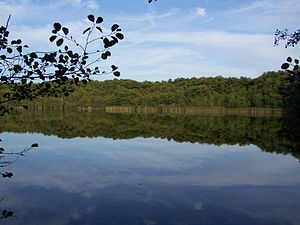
[0,109,299,159]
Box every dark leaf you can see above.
[56,38,64,47]
[111,24,119,32]
[112,36,118,43]
[1,76,7,82]
[281,63,290,70]
[101,53,107,60]
[6,47,12,53]
[295,59,299,64]
[96,17,103,24]
[23,105,28,109]
[96,26,103,33]
[83,27,91,35]
[115,33,124,40]
[49,35,57,42]
[111,65,118,71]
[30,52,38,58]
[53,22,62,31]
[31,143,39,148]
[17,46,22,53]
[103,38,110,46]
[6,211,13,218]
[62,27,69,35]
[287,57,292,62]
[113,71,120,77]
[87,14,95,22]
[2,172,13,178]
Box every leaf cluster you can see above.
[0,14,124,115]
[275,28,300,82]
[1,210,13,219]
[274,28,300,48]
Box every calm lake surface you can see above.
[0,109,300,225]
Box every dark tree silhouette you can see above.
[0,14,124,115]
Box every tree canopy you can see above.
[6,71,298,109]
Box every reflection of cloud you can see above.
[193,201,203,210]
[1,134,298,200]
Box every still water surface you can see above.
[0,110,300,225]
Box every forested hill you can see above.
[19,71,300,109]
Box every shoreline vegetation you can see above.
[2,71,300,111]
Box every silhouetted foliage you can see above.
[274,28,300,48]
[0,14,123,115]
[275,28,300,82]
[0,140,38,220]
[0,140,38,179]
[0,209,13,219]
[274,28,300,107]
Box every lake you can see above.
[0,109,300,225]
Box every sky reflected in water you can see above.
[1,132,300,225]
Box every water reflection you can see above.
[0,109,299,159]
[0,110,300,224]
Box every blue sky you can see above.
[1,0,299,81]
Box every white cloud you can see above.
[227,0,300,15]
[229,1,266,13]
[1,1,299,81]
[113,29,298,80]
[195,7,206,16]
[71,0,100,10]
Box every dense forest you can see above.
[0,109,299,160]
[2,71,299,109]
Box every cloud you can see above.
[1,0,299,81]
[71,0,100,10]
[195,7,206,16]
[229,1,266,13]
[113,28,298,80]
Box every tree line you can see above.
[4,70,299,109]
